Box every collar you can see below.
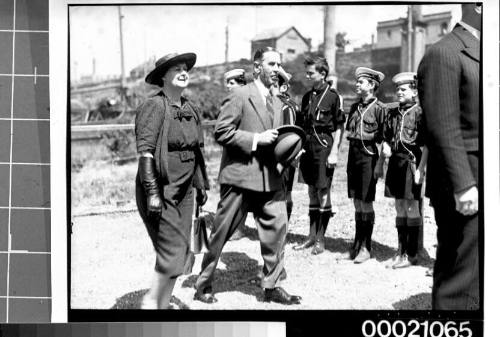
[358,96,376,107]
[398,102,417,115]
[458,21,480,40]
[312,81,328,94]
[158,91,186,108]
[254,78,272,103]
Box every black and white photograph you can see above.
[68,0,488,322]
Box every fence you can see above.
[71,121,220,168]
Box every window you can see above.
[287,48,295,54]
[387,29,392,39]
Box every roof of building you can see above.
[251,26,310,46]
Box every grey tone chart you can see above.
[0,0,51,322]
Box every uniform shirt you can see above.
[345,97,385,143]
[297,82,344,134]
[383,102,424,152]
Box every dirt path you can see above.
[71,180,437,310]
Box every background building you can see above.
[251,26,311,62]
[375,11,452,49]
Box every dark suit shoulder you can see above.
[426,29,463,55]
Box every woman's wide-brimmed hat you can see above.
[145,52,197,86]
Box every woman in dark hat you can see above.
[135,52,210,309]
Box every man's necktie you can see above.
[265,93,274,123]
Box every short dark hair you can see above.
[367,78,379,92]
[253,47,280,63]
[304,56,329,79]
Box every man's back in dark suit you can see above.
[417,4,481,310]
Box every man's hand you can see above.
[256,129,278,146]
[382,142,392,158]
[196,188,208,206]
[326,152,338,168]
[454,186,478,216]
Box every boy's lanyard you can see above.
[397,104,418,162]
[308,84,330,148]
[357,98,378,155]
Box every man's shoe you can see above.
[311,239,325,255]
[263,287,301,305]
[293,238,315,251]
[229,228,245,241]
[353,247,371,264]
[193,288,218,304]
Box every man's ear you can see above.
[253,61,261,74]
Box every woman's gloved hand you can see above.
[138,156,162,216]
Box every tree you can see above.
[335,32,350,52]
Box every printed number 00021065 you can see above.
[361,320,473,337]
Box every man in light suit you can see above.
[194,47,301,305]
[417,3,481,310]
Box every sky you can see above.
[69,3,461,80]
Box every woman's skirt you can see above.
[136,151,196,277]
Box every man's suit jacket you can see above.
[214,81,284,192]
[417,24,479,201]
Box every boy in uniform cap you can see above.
[378,72,428,268]
[224,68,247,92]
[344,66,386,263]
[275,68,301,220]
[294,56,344,255]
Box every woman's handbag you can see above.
[184,205,213,275]
[190,205,212,254]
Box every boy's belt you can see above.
[347,138,375,146]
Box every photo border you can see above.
[54,0,499,334]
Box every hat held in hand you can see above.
[273,125,306,174]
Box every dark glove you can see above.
[196,188,208,206]
[138,156,162,215]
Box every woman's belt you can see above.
[168,146,196,161]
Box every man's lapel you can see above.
[248,81,272,129]
[454,25,480,63]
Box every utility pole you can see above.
[118,6,126,102]
[407,5,413,71]
[323,6,337,88]
[225,17,229,64]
